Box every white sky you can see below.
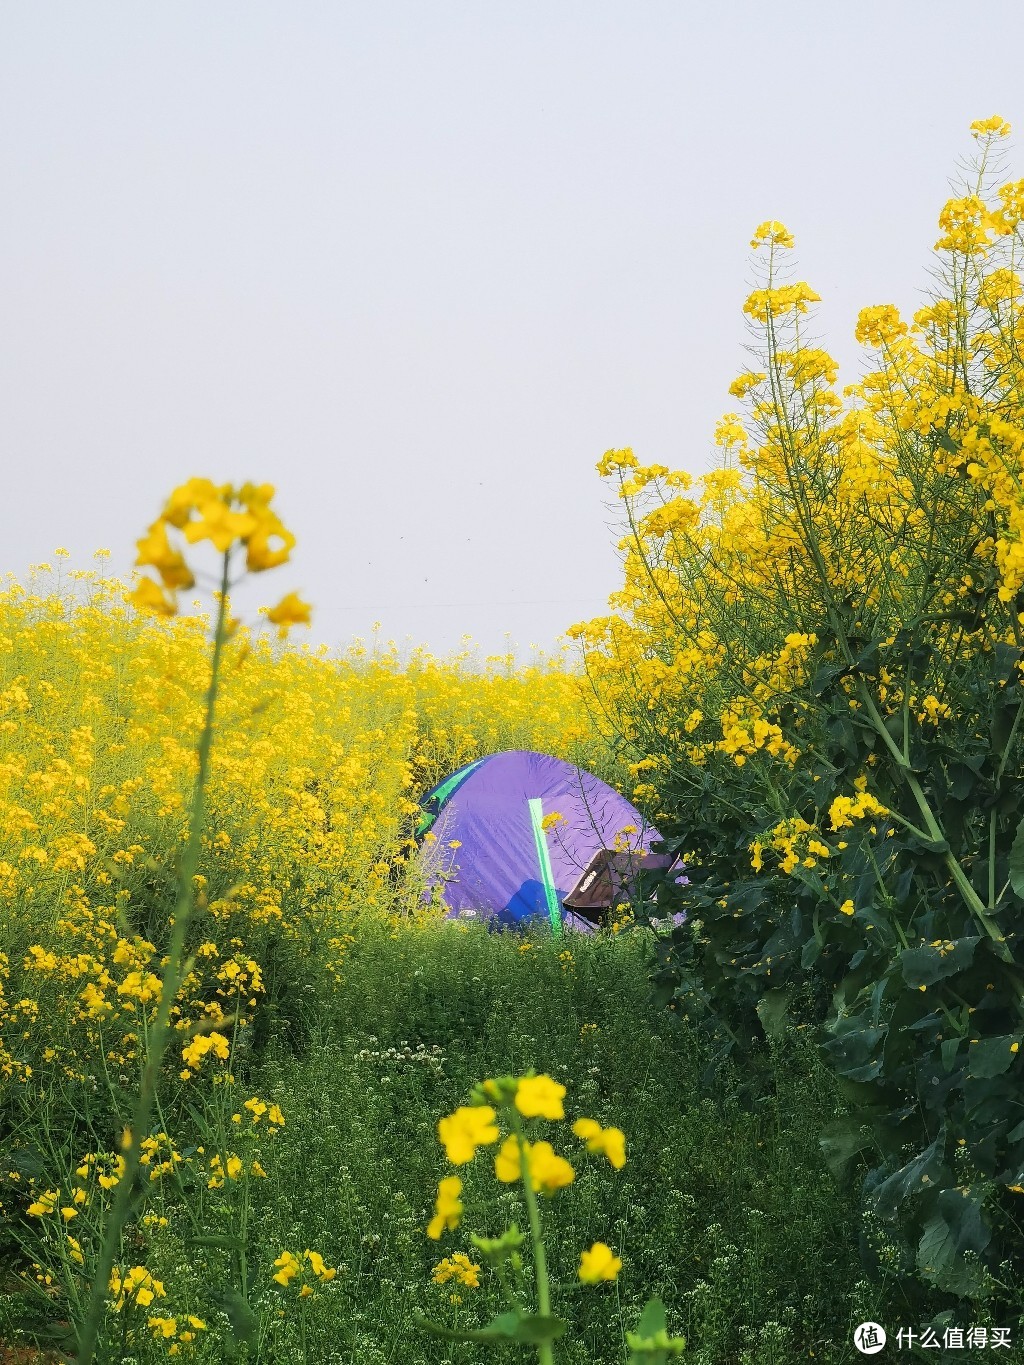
[2,2,1023,656]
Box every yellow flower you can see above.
[530,1142,576,1195]
[181,1030,230,1070]
[839,899,855,917]
[514,1074,566,1120]
[97,1155,127,1190]
[127,576,177,618]
[134,520,194,591]
[427,1175,463,1239]
[437,1105,499,1164]
[750,220,795,250]
[245,514,296,572]
[27,1189,59,1217]
[494,1135,524,1184]
[572,1117,627,1169]
[495,1136,574,1193]
[578,1241,622,1283]
[304,1249,336,1282]
[108,1266,165,1312]
[161,477,222,528]
[432,1252,481,1287]
[273,1250,301,1286]
[265,592,313,639]
[182,498,258,553]
[971,114,1012,139]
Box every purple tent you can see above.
[416,749,670,933]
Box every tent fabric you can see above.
[418,749,667,931]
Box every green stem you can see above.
[855,680,1010,959]
[508,1109,555,1365]
[77,554,232,1364]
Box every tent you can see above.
[416,749,677,933]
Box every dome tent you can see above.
[416,749,676,933]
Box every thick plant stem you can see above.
[855,682,1011,960]
[77,556,232,1365]
[509,1110,555,1365]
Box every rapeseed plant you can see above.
[419,1071,683,1364]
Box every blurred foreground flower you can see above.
[128,478,310,639]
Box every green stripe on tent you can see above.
[415,757,488,837]
[528,797,562,938]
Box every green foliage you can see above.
[585,161,1024,1303]
[4,920,928,1363]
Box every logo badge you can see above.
[853,1322,887,1355]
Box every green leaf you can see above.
[810,663,846,697]
[916,1186,992,1297]
[948,762,979,801]
[1009,813,1024,899]
[801,937,823,968]
[636,1297,668,1339]
[756,988,789,1038]
[870,1134,949,1222]
[417,1311,567,1345]
[627,1299,687,1362]
[219,1290,259,1347]
[940,1038,961,1073]
[819,1115,875,1183]
[899,937,980,988]
[966,1035,1022,1079]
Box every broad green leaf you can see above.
[869,1135,949,1221]
[219,1290,259,1347]
[899,938,980,988]
[635,1297,668,1339]
[940,1038,960,1073]
[916,1186,992,1297]
[819,1116,875,1183]
[756,988,789,1038]
[1009,813,1024,899]
[966,1035,1022,1079]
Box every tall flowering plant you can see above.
[572,119,1024,1299]
[75,479,310,1363]
[418,1071,684,1363]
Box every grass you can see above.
[5,918,1023,1363]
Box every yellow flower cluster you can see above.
[130,478,308,631]
[431,1251,481,1287]
[828,790,889,832]
[109,1264,166,1311]
[272,1248,337,1295]
[428,1073,627,1287]
[0,564,603,1123]
[572,116,1024,863]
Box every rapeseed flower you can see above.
[572,1117,627,1169]
[265,592,312,639]
[494,1136,574,1193]
[427,1176,464,1239]
[514,1074,566,1120]
[578,1241,622,1283]
[438,1105,499,1164]
[432,1252,481,1287]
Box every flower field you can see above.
[5,117,1024,1363]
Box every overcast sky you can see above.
[2,3,1022,657]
